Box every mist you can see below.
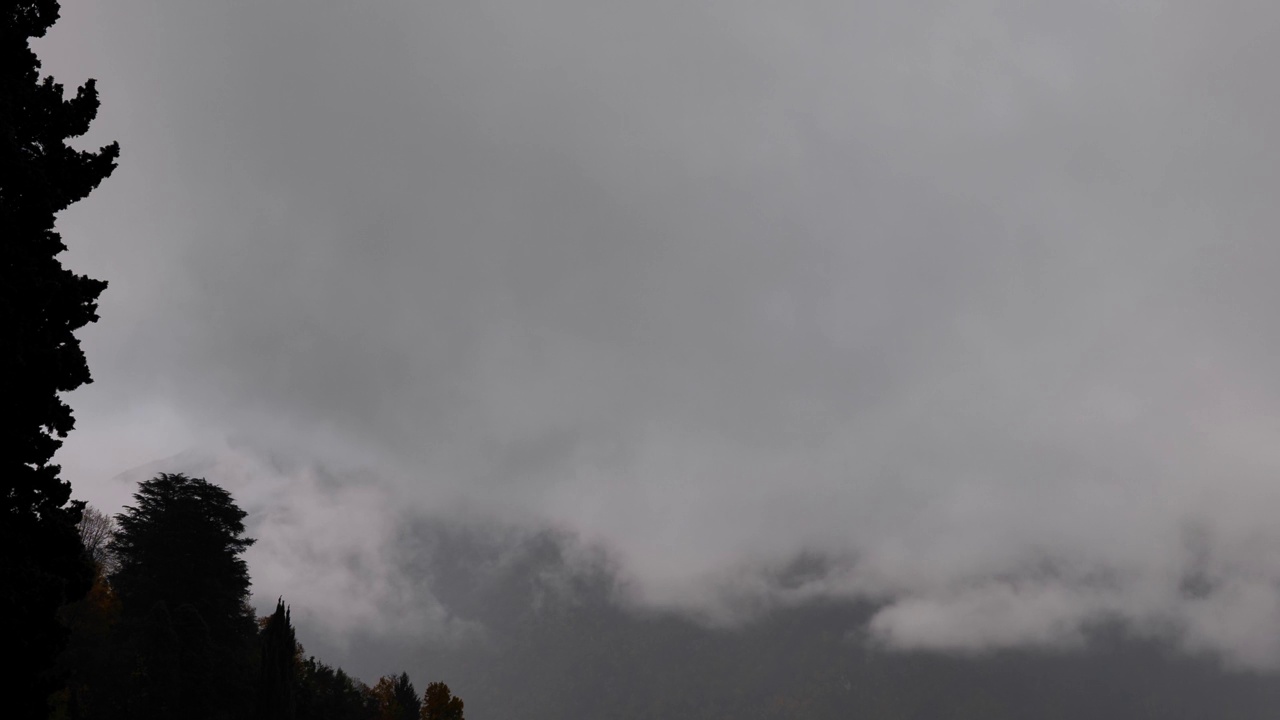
[40,0,1280,672]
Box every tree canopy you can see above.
[2,0,118,715]
[108,473,259,719]
[372,673,421,720]
[421,682,464,720]
[110,473,256,633]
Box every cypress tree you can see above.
[257,598,298,720]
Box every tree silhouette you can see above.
[76,505,117,575]
[110,475,255,635]
[257,598,298,720]
[373,673,421,720]
[109,474,258,719]
[297,656,378,720]
[2,0,119,714]
[421,682,464,720]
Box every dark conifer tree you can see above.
[257,598,298,720]
[109,474,258,719]
[2,1,118,715]
[110,475,256,638]
[297,657,379,720]
[372,673,421,720]
[392,674,421,720]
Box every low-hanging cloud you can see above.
[41,0,1280,667]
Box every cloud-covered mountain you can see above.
[107,443,1280,718]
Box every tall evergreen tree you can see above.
[109,474,258,719]
[2,1,118,716]
[257,598,298,720]
[372,673,420,720]
[110,475,256,637]
[391,674,421,720]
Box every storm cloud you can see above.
[40,0,1280,668]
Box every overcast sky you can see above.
[37,0,1280,669]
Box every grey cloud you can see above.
[40,0,1280,667]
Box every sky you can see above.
[36,0,1280,670]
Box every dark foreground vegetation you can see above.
[4,0,116,715]
[56,473,465,720]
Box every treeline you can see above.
[53,473,464,720]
